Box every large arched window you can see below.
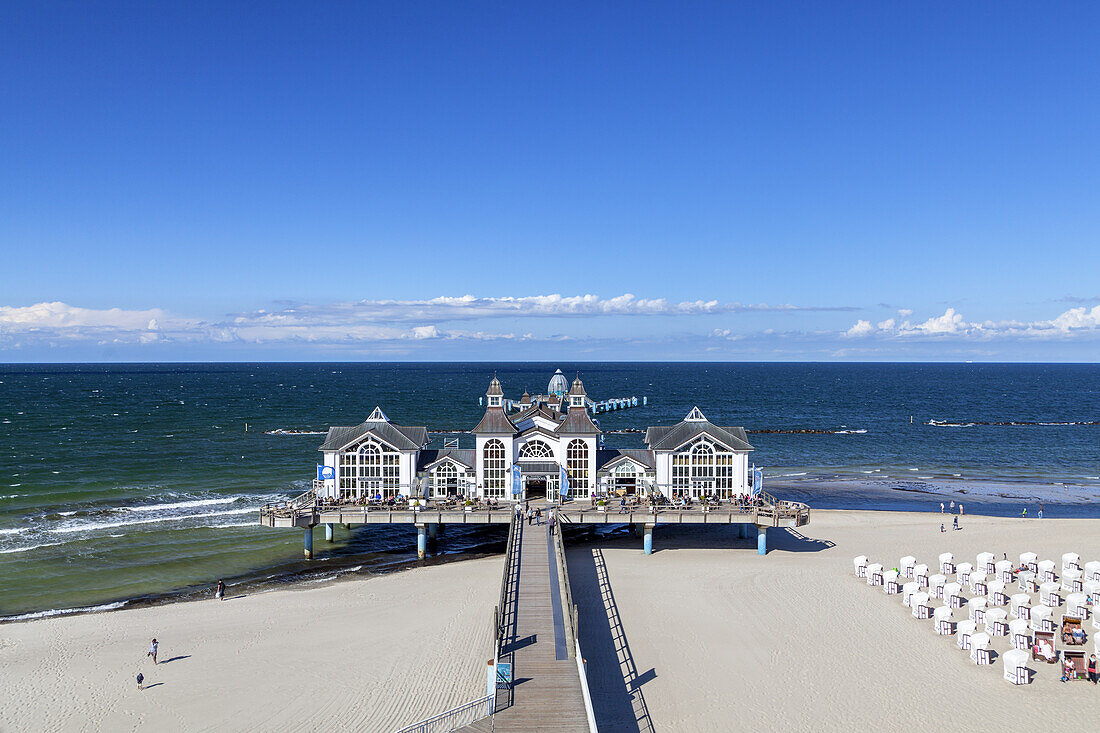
[566,439,589,495]
[612,461,639,494]
[337,439,400,497]
[483,439,506,498]
[519,439,553,459]
[672,438,735,498]
[431,461,460,496]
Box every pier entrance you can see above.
[524,475,548,500]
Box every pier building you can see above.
[314,373,755,503]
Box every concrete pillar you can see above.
[643,524,654,555]
[324,523,334,542]
[303,525,314,560]
[757,527,767,556]
[417,524,427,560]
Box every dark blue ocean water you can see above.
[1,362,1097,617]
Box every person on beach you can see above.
[1039,503,1044,519]
[215,579,226,600]
[147,639,158,665]
[1061,656,1074,683]
[952,516,959,531]
[940,502,945,513]
[136,672,144,690]
[1022,508,1028,518]
[940,523,945,533]
[1087,654,1097,684]
[950,500,955,511]
[959,504,964,515]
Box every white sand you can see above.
[0,557,500,732]
[567,510,1100,732]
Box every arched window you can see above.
[690,441,714,487]
[672,438,735,499]
[519,439,553,459]
[566,439,589,495]
[335,439,400,497]
[483,439,506,498]
[431,461,459,496]
[612,461,639,494]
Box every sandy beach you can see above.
[3,510,1100,732]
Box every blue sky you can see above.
[2,1,1099,361]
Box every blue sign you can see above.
[559,465,570,500]
[317,465,335,481]
[753,467,763,495]
[511,464,521,496]
[496,662,512,688]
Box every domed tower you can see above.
[548,369,569,397]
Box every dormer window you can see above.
[571,395,584,408]
[489,396,501,407]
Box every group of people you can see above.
[1021,503,1045,519]
[1061,653,1098,684]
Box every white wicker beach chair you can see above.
[995,559,1014,584]
[1061,569,1083,593]
[1084,560,1100,583]
[867,563,883,587]
[883,570,901,595]
[985,608,1009,636]
[1019,552,1038,573]
[900,556,916,579]
[1002,648,1030,684]
[969,572,988,597]
[969,597,988,625]
[902,581,920,607]
[1010,593,1031,620]
[934,604,955,635]
[944,582,964,609]
[1062,552,1081,573]
[1065,592,1088,618]
[914,563,930,588]
[929,574,947,599]
[969,632,992,664]
[957,562,973,586]
[987,579,1008,606]
[853,555,868,578]
[1085,580,1100,618]
[1040,581,1061,608]
[1037,559,1057,584]
[1018,571,1038,593]
[912,592,932,620]
[956,619,977,650]
[939,552,955,575]
[1029,605,1055,633]
[976,552,995,576]
[1009,618,1030,650]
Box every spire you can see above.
[487,375,503,397]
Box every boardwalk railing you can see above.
[392,695,493,733]
[552,517,599,732]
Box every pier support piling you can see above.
[757,527,767,556]
[643,524,654,555]
[303,525,314,560]
[417,524,427,560]
[324,523,334,542]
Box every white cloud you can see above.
[845,320,875,337]
[844,306,1100,340]
[0,302,169,332]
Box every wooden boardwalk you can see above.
[462,516,590,732]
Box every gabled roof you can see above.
[513,403,563,424]
[471,407,517,435]
[416,449,476,471]
[557,405,601,434]
[320,419,429,452]
[645,421,753,452]
[596,448,655,471]
[516,424,559,441]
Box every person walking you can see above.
[1087,654,1098,684]
[950,500,955,511]
[136,672,144,691]
[953,515,959,531]
[959,504,964,516]
[940,502,945,514]
[548,512,557,536]
[1039,502,1044,519]
[215,579,226,601]
[147,639,158,665]
[526,507,533,526]
[940,523,945,533]
[535,507,542,526]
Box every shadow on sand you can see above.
[567,523,835,555]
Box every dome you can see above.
[548,369,569,396]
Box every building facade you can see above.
[315,373,755,502]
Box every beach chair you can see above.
[1017,571,1038,593]
[929,574,947,599]
[1009,618,1031,650]
[1019,552,1038,573]
[976,552,995,576]
[912,592,932,620]
[853,555,868,578]
[900,556,916,579]
[995,559,1014,585]
[1062,552,1081,573]
[914,563,930,588]
[939,552,955,575]
[944,582,964,609]
[969,597,988,625]
[1030,606,1056,634]
[1060,615,1086,646]
[883,570,901,595]
[1040,582,1061,608]
[1031,630,1057,664]
[970,632,992,665]
[1061,569,1083,593]
[969,572,988,597]
[1009,593,1031,620]
[1037,559,1057,584]
[957,562,973,587]
[867,563,884,587]
[1084,560,1100,583]
[1063,650,1088,681]
[985,608,1009,636]
[956,619,977,650]
[987,580,1008,606]
[902,581,919,607]
[1065,592,1089,618]
[934,605,955,635]
[1002,649,1030,684]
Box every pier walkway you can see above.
[463,516,591,732]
